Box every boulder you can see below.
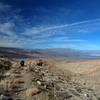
[0,95,14,100]
[57,91,72,99]
[0,88,5,95]
[0,59,12,71]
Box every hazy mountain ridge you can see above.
[0,47,100,59]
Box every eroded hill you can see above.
[0,57,99,100]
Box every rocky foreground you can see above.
[0,57,99,100]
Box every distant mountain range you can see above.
[0,47,100,59]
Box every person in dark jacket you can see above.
[20,59,25,66]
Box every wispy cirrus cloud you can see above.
[0,2,11,12]
[0,2,29,47]
[0,17,96,48]
[0,1,100,49]
[0,22,15,36]
[23,18,100,35]
[37,37,86,43]
[0,38,23,47]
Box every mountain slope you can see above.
[0,47,99,59]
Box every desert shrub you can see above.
[0,59,12,70]
[96,95,100,100]
[0,79,12,92]
[12,78,23,84]
[26,88,40,96]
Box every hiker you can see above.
[37,59,43,66]
[20,59,25,67]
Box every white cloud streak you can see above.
[0,2,11,12]
[23,18,100,35]
[0,22,15,36]
[0,39,22,47]
[0,1,98,48]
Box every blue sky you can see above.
[0,0,100,50]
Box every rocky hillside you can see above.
[0,57,99,100]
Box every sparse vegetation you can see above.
[26,88,40,96]
[0,56,99,100]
